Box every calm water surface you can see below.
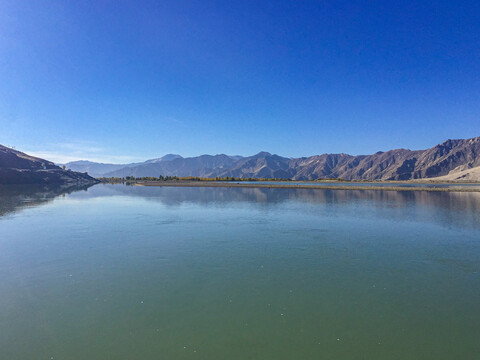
[0,184,479,359]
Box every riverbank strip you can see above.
[135,181,480,192]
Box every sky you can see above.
[0,0,479,163]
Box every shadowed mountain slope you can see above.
[0,145,98,185]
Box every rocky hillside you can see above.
[430,165,480,181]
[0,145,98,185]
[227,137,480,180]
[66,136,480,181]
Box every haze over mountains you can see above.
[66,137,480,181]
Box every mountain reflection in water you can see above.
[2,183,478,230]
[0,184,94,217]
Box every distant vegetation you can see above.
[177,176,293,182]
[98,175,297,184]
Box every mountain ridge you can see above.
[64,136,480,181]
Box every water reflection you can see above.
[2,184,480,229]
[1,183,479,360]
[71,185,480,229]
[0,184,94,217]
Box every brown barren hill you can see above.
[0,145,98,185]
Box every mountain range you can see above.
[0,145,97,185]
[66,136,480,181]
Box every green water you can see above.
[0,184,479,359]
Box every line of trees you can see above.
[98,175,298,183]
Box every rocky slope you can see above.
[0,145,98,185]
[428,165,480,181]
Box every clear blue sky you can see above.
[1,0,479,163]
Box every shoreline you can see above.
[134,181,480,193]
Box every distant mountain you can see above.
[144,154,183,163]
[66,136,480,181]
[215,152,296,179]
[0,145,98,185]
[104,154,238,178]
[64,160,133,178]
[65,154,184,177]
